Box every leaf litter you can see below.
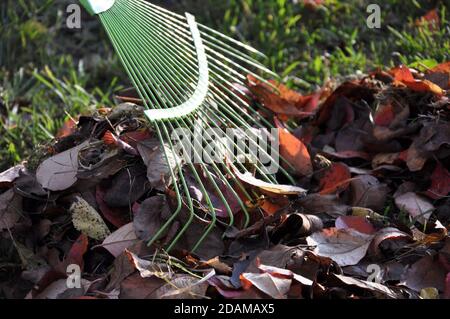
[0,62,449,299]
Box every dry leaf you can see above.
[306,228,374,266]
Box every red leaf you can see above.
[319,163,351,195]
[391,65,444,95]
[416,9,440,31]
[56,118,77,138]
[374,103,395,127]
[66,234,89,268]
[430,62,450,74]
[247,75,314,119]
[275,118,313,176]
[96,186,130,228]
[424,162,450,199]
[335,216,376,235]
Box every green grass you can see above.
[0,0,449,170]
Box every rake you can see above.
[79,0,301,254]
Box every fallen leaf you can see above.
[350,175,390,212]
[240,272,291,299]
[153,273,211,299]
[275,119,313,176]
[335,216,376,235]
[126,250,173,280]
[233,169,307,195]
[133,195,172,241]
[257,263,313,286]
[137,139,181,191]
[0,189,22,230]
[101,223,138,257]
[306,228,374,266]
[247,75,314,119]
[36,141,89,191]
[70,196,111,240]
[395,192,434,224]
[424,162,450,199]
[95,186,130,228]
[331,274,402,299]
[368,227,412,258]
[319,162,351,195]
[0,164,25,187]
[401,254,446,292]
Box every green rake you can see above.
[80,0,300,254]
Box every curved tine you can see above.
[107,6,217,250]
[100,11,188,245]
[117,8,289,182]
[114,0,196,101]
[111,8,234,251]
[134,0,267,59]
[115,4,242,231]
[120,2,277,132]
[118,6,281,186]
[126,0,274,87]
[145,13,209,122]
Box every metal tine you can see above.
[120,6,297,182]
[114,1,251,209]
[135,0,268,59]
[100,11,192,249]
[126,0,275,88]
[102,9,204,251]
[108,7,239,250]
[124,1,282,134]
[119,5,284,186]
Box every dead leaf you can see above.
[331,274,403,299]
[133,195,171,241]
[424,162,450,199]
[395,192,434,224]
[306,228,374,266]
[70,196,111,240]
[137,139,181,191]
[401,254,446,292]
[233,169,307,195]
[152,273,211,299]
[36,141,89,191]
[335,216,376,235]
[319,162,351,195]
[275,119,313,176]
[0,189,22,230]
[0,164,25,187]
[350,175,390,212]
[240,272,291,299]
[101,223,138,257]
[126,250,173,280]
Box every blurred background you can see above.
[0,0,448,171]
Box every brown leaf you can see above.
[276,120,313,176]
[401,254,446,292]
[350,175,390,212]
[319,162,351,195]
[306,227,374,266]
[233,169,307,195]
[240,272,291,299]
[424,162,450,199]
[0,164,25,188]
[395,192,434,224]
[36,141,89,191]
[101,223,138,258]
[0,189,22,230]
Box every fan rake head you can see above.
[80,0,301,254]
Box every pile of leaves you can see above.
[0,62,449,299]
